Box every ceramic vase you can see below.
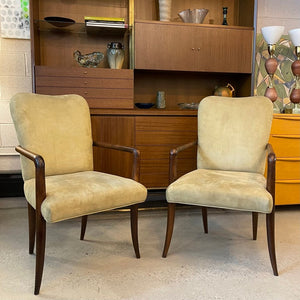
[159,0,172,21]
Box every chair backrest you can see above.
[197,96,273,174]
[10,93,94,181]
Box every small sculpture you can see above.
[73,50,104,68]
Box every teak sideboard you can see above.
[30,0,300,205]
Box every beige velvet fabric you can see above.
[167,96,274,213]
[10,93,93,181]
[197,96,273,174]
[10,93,147,223]
[166,169,273,213]
[24,171,147,223]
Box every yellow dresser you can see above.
[270,114,300,205]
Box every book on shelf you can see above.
[84,16,127,29]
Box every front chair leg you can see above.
[28,203,36,254]
[80,215,88,240]
[266,212,278,276]
[34,215,46,295]
[202,207,208,233]
[130,204,140,258]
[162,203,176,258]
[252,212,258,240]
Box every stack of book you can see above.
[84,16,128,29]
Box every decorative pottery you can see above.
[107,42,125,69]
[73,50,104,68]
[135,103,155,109]
[178,8,208,24]
[156,91,166,108]
[213,83,235,97]
[44,16,75,27]
[158,0,172,21]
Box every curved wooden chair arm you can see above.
[15,145,46,211]
[169,140,198,184]
[93,141,141,181]
[266,143,276,209]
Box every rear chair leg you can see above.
[80,215,88,240]
[252,212,258,240]
[202,207,208,233]
[130,204,140,258]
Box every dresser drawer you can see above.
[34,66,134,109]
[271,115,300,135]
[276,159,300,180]
[269,135,300,157]
[275,181,300,205]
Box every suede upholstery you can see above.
[24,171,147,223]
[167,96,274,213]
[10,93,147,223]
[197,96,273,174]
[10,93,94,181]
[166,169,272,213]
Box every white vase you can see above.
[159,0,172,21]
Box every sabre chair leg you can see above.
[202,207,208,234]
[130,204,140,258]
[162,203,176,258]
[80,215,88,240]
[252,212,258,240]
[28,203,36,254]
[266,212,278,276]
[34,215,46,295]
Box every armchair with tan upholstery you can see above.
[162,96,278,276]
[10,93,147,295]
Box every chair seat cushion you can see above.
[166,169,273,213]
[24,171,147,223]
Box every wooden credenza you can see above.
[91,110,300,205]
[91,109,197,188]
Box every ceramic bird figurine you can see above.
[73,50,104,68]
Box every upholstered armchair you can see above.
[162,96,278,276]
[10,93,147,295]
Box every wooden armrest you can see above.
[266,143,276,208]
[93,141,141,181]
[169,140,198,184]
[15,145,46,210]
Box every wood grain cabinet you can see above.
[30,0,132,109]
[135,115,197,187]
[269,114,300,205]
[35,66,134,109]
[91,111,198,188]
[135,20,253,73]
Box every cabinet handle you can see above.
[83,71,88,74]
[272,134,300,139]
[84,81,88,85]
[197,48,200,51]
[277,158,300,162]
[191,47,195,51]
[83,91,88,95]
[274,116,300,121]
[276,180,300,184]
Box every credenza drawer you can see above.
[271,115,300,135]
[34,66,134,109]
[269,135,300,157]
[275,181,300,205]
[276,159,300,180]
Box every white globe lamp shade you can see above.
[261,26,285,44]
[289,28,300,46]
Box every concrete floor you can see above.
[1,198,300,300]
